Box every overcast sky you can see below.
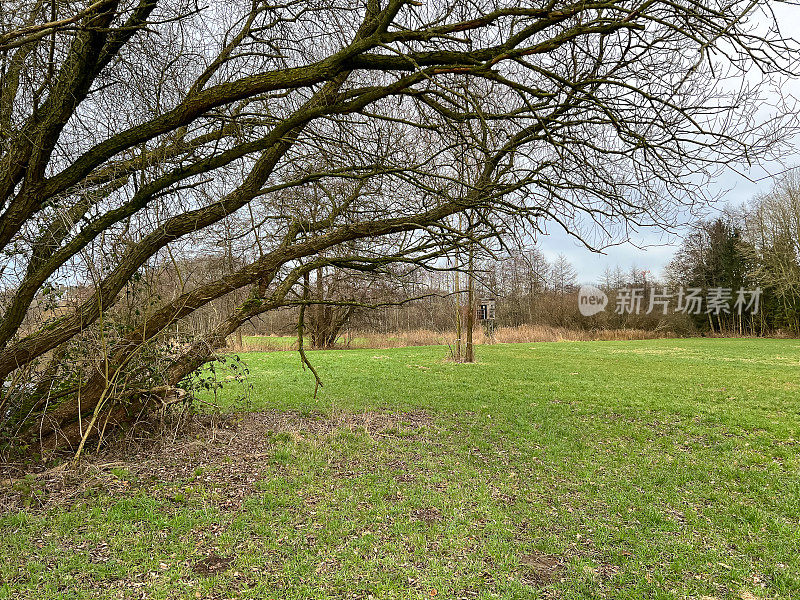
[539,166,792,284]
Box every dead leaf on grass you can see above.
[192,554,233,576]
[519,552,564,585]
[412,507,442,523]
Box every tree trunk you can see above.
[454,269,462,361]
[465,243,475,363]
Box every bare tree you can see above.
[550,254,578,296]
[0,0,797,453]
[742,171,800,332]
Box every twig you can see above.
[298,272,324,398]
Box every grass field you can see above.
[2,338,799,599]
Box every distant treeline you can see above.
[20,174,798,349]
[274,173,800,341]
[194,174,800,343]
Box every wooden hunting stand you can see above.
[477,297,496,338]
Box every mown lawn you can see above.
[2,338,799,599]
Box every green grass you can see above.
[241,335,300,351]
[2,338,800,599]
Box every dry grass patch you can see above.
[0,409,433,513]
